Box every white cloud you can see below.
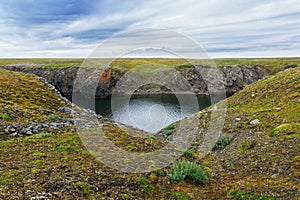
[0,0,299,58]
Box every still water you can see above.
[76,94,217,133]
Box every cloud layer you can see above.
[0,0,299,58]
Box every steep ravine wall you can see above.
[1,65,266,99]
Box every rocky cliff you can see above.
[1,65,265,99]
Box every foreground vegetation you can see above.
[0,59,299,199]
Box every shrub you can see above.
[240,140,254,152]
[167,161,210,183]
[137,177,148,184]
[175,148,195,158]
[1,114,11,120]
[48,115,59,121]
[122,194,130,200]
[164,123,175,136]
[213,135,234,150]
[142,184,154,192]
[95,170,103,175]
[183,150,195,158]
[285,63,297,68]
[164,129,173,136]
[166,124,174,130]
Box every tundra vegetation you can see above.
[0,58,299,199]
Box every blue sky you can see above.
[0,0,299,58]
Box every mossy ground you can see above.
[0,70,71,135]
[0,57,299,74]
[0,63,299,199]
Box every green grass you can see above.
[167,161,210,183]
[54,145,75,152]
[1,58,299,75]
[1,114,11,120]
[32,152,45,157]
[32,132,53,138]
[213,135,234,150]
[48,115,59,121]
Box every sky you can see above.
[0,0,299,58]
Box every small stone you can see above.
[41,123,49,128]
[12,123,20,129]
[32,128,39,133]
[9,128,16,132]
[4,126,10,133]
[2,100,10,104]
[232,122,239,127]
[250,119,259,125]
[63,118,75,123]
[25,131,32,135]
[271,173,278,178]
[235,117,241,121]
[20,127,27,134]
[10,132,18,137]
[58,107,75,115]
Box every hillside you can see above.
[0,66,299,199]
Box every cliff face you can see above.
[1,65,265,99]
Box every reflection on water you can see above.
[75,94,222,133]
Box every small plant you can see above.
[175,148,195,158]
[153,169,164,175]
[164,129,173,136]
[239,100,245,105]
[125,145,136,150]
[164,123,175,136]
[285,63,297,68]
[213,135,234,150]
[183,150,195,158]
[95,170,103,175]
[166,124,174,130]
[269,123,299,137]
[142,184,155,192]
[166,192,191,200]
[1,114,11,120]
[31,169,40,173]
[137,177,148,184]
[240,140,253,152]
[75,181,88,190]
[123,158,132,163]
[167,161,210,183]
[32,152,44,157]
[229,189,236,195]
[32,132,53,138]
[48,115,59,121]
[122,194,130,200]
[147,134,157,140]
[31,159,43,164]
[55,145,74,152]
[235,192,276,200]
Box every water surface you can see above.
[76,94,217,133]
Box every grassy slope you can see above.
[188,67,300,199]
[0,65,299,199]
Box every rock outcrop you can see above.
[1,65,265,99]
